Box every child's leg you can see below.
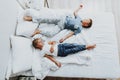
[73,4,83,17]
[58,43,96,57]
[63,43,86,55]
[58,43,86,57]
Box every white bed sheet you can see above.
[46,13,120,78]
[7,8,120,79]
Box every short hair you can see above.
[32,38,39,48]
[83,19,93,28]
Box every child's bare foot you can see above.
[86,44,96,50]
[23,16,32,21]
[31,29,41,37]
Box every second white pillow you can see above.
[16,21,38,38]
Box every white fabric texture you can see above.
[10,36,33,73]
[6,2,120,78]
[28,0,44,10]
[32,49,59,80]
[7,36,60,80]
[17,0,44,10]
[38,23,61,37]
[16,21,38,37]
[16,0,30,9]
[25,8,72,24]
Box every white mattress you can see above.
[6,0,120,78]
[46,13,120,78]
[7,10,120,79]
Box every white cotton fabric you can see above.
[6,8,120,79]
[10,36,33,73]
[38,23,61,37]
[16,21,38,37]
[24,8,72,24]
[28,0,44,10]
[32,49,59,80]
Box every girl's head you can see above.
[32,38,44,49]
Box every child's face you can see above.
[36,39,44,49]
[82,19,91,28]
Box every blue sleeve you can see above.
[75,15,81,21]
[73,27,81,35]
[73,15,82,35]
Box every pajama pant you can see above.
[58,43,86,57]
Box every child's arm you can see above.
[44,54,61,67]
[48,41,56,45]
[48,41,56,53]
[31,28,41,37]
[73,4,83,17]
[59,31,74,43]
[50,45,55,53]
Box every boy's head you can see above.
[32,38,44,49]
[81,18,92,28]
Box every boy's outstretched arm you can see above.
[73,4,83,17]
[59,31,74,43]
[44,54,61,67]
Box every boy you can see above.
[32,38,96,67]
[24,4,93,42]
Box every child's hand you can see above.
[52,41,56,45]
[79,4,83,9]
[59,38,64,43]
[31,29,41,37]
[55,62,61,67]
[48,41,56,45]
[50,47,54,53]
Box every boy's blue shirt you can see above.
[64,15,82,35]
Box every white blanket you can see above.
[32,30,92,79]
[6,7,120,79]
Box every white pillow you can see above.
[17,0,30,10]
[17,9,39,23]
[10,36,33,73]
[32,49,59,80]
[16,21,38,37]
[29,0,44,10]
[17,0,44,10]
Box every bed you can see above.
[5,0,120,80]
